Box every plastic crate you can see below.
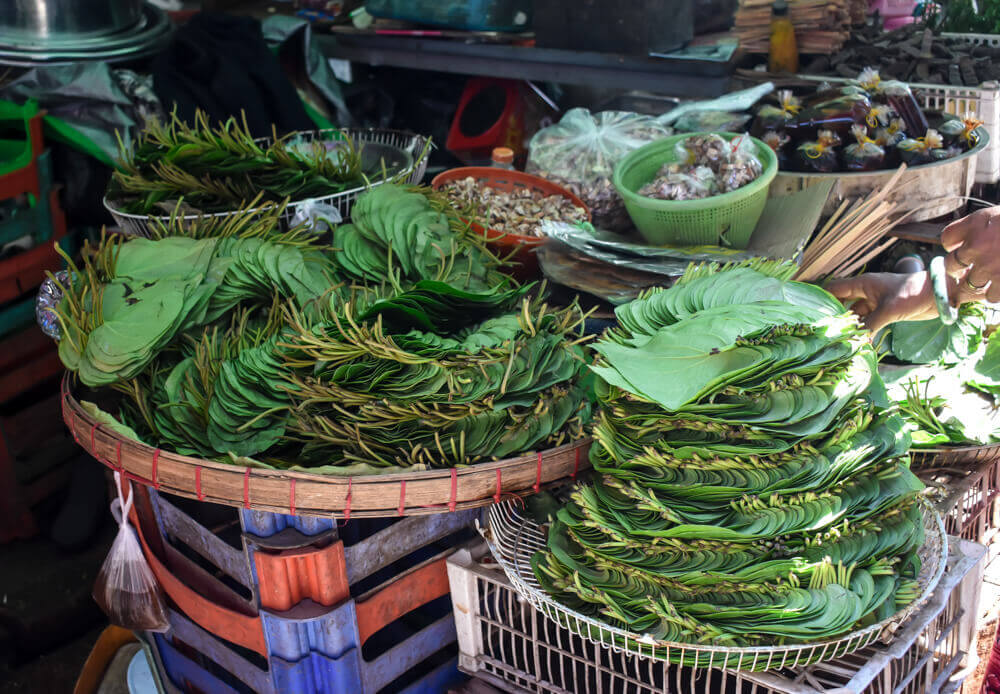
[124,485,477,692]
[796,74,1000,184]
[917,452,1000,544]
[447,538,985,694]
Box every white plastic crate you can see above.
[941,33,1000,47]
[447,538,985,694]
[797,74,1000,184]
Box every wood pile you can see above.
[734,0,862,54]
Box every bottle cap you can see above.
[772,0,789,14]
[492,147,515,164]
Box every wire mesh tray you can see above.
[482,494,948,672]
[104,128,431,237]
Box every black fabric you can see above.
[151,12,312,137]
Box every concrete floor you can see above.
[0,517,112,692]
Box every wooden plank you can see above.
[892,222,946,245]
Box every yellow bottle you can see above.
[768,0,799,74]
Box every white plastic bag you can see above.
[93,473,170,632]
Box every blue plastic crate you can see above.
[240,508,336,539]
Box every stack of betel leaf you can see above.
[52,185,591,470]
[879,305,1000,448]
[532,261,927,649]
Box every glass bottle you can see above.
[768,0,799,73]
[491,147,515,170]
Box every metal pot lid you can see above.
[0,5,171,66]
[0,0,146,45]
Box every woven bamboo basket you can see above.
[60,377,591,518]
[909,441,1000,470]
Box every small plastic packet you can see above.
[897,129,949,166]
[754,89,802,132]
[874,117,907,148]
[842,124,886,171]
[794,129,841,172]
[762,130,792,169]
[854,67,883,95]
[865,104,895,129]
[92,472,170,632]
[938,115,983,150]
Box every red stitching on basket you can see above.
[243,467,251,508]
[398,481,407,516]
[151,449,161,490]
[195,467,204,501]
[90,423,98,456]
[115,442,122,472]
[494,469,502,504]
[533,451,543,492]
[344,477,353,521]
[448,468,457,512]
[289,479,296,516]
[572,447,581,479]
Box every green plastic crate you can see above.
[613,132,777,248]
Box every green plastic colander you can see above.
[613,132,778,248]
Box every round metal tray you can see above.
[770,127,989,223]
[483,494,947,672]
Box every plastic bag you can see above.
[36,270,70,340]
[290,199,343,234]
[639,165,717,200]
[875,117,907,148]
[938,115,982,150]
[762,130,791,169]
[897,129,949,166]
[719,135,763,192]
[842,124,886,171]
[794,130,841,173]
[526,108,672,230]
[753,90,801,132]
[673,110,751,133]
[93,472,170,632]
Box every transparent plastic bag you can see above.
[639,165,717,201]
[93,472,170,632]
[673,110,751,133]
[719,135,763,192]
[526,108,672,230]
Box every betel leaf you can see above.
[971,329,1000,393]
[888,304,985,365]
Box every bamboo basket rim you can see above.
[60,375,592,518]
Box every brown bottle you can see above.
[884,86,929,138]
[785,95,872,138]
